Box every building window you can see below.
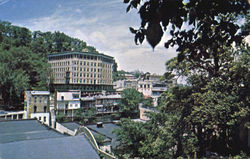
[44,116,46,122]
[61,96,64,100]
[44,106,47,113]
[39,116,41,120]
[73,94,79,99]
[34,106,37,113]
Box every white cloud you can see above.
[0,0,9,5]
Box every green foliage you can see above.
[113,118,148,158]
[84,107,96,119]
[115,43,249,157]
[56,113,65,122]
[125,0,249,77]
[131,69,144,78]
[94,134,106,146]
[119,88,144,117]
[113,70,127,82]
[121,1,249,157]
[142,97,153,108]
[74,108,84,120]
[0,46,49,107]
[230,152,248,159]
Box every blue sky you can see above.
[0,0,177,74]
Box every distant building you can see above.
[95,94,121,113]
[137,80,153,97]
[48,52,115,94]
[81,94,121,113]
[24,91,50,125]
[114,79,138,92]
[151,83,168,106]
[55,90,81,117]
[124,74,135,80]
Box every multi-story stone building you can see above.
[48,52,114,93]
[24,91,50,125]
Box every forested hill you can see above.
[0,21,99,109]
[0,21,98,56]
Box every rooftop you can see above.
[61,122,81,131]
[0,120,64,143]
[48,51,113,60]
[87,123,120,148]
[29,91,50,95]
[0,136,100,159]
[0,120,100,159]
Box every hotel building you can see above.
[48,52,114,93]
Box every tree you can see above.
[124,0,249,77]
[120,1,249,157]
[131,69,144,78]
[84,107,96,119]
[94,134,106,146]
[113,118,148,158]
[113,70,127,82]
[119,88,144,117]
[142,97,153,108]
[115,43,249,157]
[74,108,84,120]
[0,46,49,108]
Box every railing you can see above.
[79,126,116,159]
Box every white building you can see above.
[55,90,81,117]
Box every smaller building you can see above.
[124,74,135,80]
[137,80,153,97]
[24,91,50,125]
[151,83,168,106]
[81,94,121,113]
[95,94,121,113]
[114,79,138,92]
[55,90,81,117]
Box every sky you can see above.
[0,0,178,75]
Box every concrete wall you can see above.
[31,113,50,126]
[56,122,77,136]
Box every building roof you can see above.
[87,123,120,148]
[152,87,168,92]
[0,120,64,143]
[0,136,100,159]
[98,94,121,99]
[0,120,100,159]
[29,91,50,95]
[57,91,80,101]
[61,122,81,131]
[48,51,113,60]
[81,96,96,101]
